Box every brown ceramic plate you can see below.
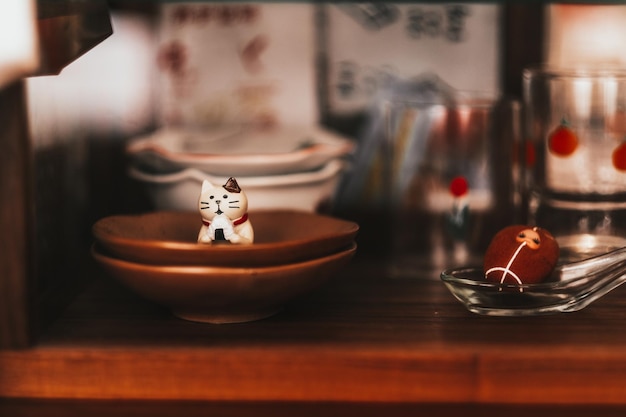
[92,210,359,267]
[92,242,356,324]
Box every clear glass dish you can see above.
[440,234,626,316]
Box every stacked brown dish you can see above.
[92,210,358,324]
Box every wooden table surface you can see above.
[3,254,626,415]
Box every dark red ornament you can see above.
[483,225,560,285]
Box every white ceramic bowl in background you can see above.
[126,125,355,176]
[129,159,346,212]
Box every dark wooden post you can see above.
[0,80,34,348]
[501,4,546,99]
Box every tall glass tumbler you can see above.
[523,67,626,259]
[386,91,521,278]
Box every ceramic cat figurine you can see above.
[197,177,254,245]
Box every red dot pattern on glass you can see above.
[548,124,579,157]
[613,142,626,172]
[449,176,469,197]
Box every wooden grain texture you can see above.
[0,346,475,402]
[0,81,33,349]
[478,350,626,404]
[3,400,626,417]
[3,260,626,406]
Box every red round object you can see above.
[613,142,626,172]
[483,225,560,285]
[449,176,468,197]
[548,124,578,157]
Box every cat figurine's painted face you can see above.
[197,177,254,245]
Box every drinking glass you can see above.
[523,67,626,258]
[386,88,521,278]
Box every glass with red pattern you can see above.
[385,90,521,278]
[523,67,626,257]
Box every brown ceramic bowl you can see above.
[92,210,359,267]
[92,242,356,324]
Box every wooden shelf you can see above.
[3,256,626,410]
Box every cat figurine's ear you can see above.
[223,177,241,193]
[201,180,214,193]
